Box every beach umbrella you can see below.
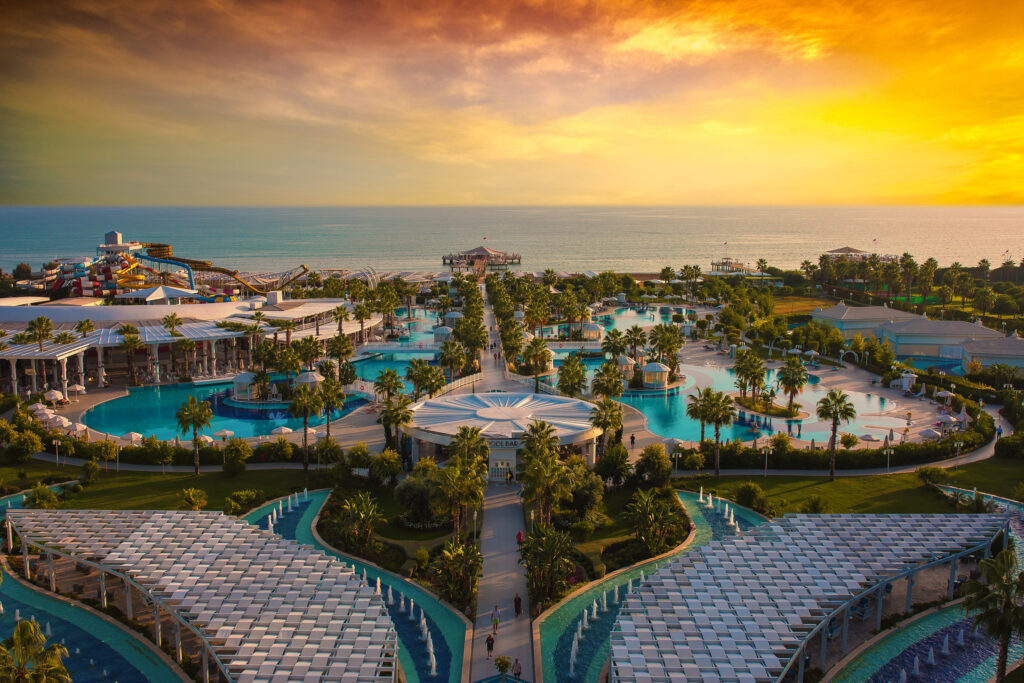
[787,348,803,355]
[214,429,235,440]
[44,390,64,402]
[122,432,143,444]
[33,408,54,419]
[934,390,952,398]
[937,414,958,425]
[197,434,214,445]
[804,349,820,358]
[889,428,895,441]
[271,426,293,435]
[50,416,72,429]
[28,402,46,411]
[861,434,878,442]
[71,423,87,433]
[919,428,942,440]
[68,384,86,398]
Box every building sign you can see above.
[487,439,521,449]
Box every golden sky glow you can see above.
[2,0,1023,205]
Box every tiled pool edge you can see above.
[308,508,475,683]
[0,556,189,682]
[821,600,963,683]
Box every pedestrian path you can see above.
[471,484,532,682]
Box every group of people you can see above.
[484,597,525,680]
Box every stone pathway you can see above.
[470,484,532,682]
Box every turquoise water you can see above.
[538,491,767,683]
[595,307,678,332]
[832,486,1024,683]
[0,567,182,683]
[619,363,903,443]
[352,351,438,394]
[244,491,466,683]
[82,380,369,439]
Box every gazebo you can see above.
[616,354,637,379]
[433,326,453,342]
[232,371,257,400]
[295,371,324,388]
[899,370,918,392]
[581,323,603,341]
[642,362,670,389]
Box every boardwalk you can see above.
[470,484,532,682]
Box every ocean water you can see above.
[1,206,1023,274]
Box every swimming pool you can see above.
[352,351,439,394]
[0,566,182,682]
[618,363,905,444]
[244,492,467,683]
[82,380,370,439]
[538,491,767,683]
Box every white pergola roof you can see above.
[406,392,600,444]
[115,285,200,301]
[0,333,92,361]
[8,509,397,683]
[610,514,1005,683]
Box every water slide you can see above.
[139,244,308,294]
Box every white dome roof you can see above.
[643,362,670,372]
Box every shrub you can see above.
[1010,482,1024,503]
[595,443,632,487]
[799,495,834,513]
[733,481,766,509]
[840,433,860,450]
[369,449,403,487]
[81,459,100,485]
[681,451,705,471]
[916,466,950,485]
[8,431,42,463]
[635,443,672,487]
[224,489,266,515]
[995,432,1024,459]
[255,437,295,463]
[222,439,252,476]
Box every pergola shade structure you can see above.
[7,509,397,683]
[610,514,1006,683]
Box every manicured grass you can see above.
[772,295,835,317]
[0,462,65,491]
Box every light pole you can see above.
[762,445,770,479]
[954,440,963,467]
[884,447,893,474]
[529,510,534,533]
[473,509,478,541]
[52,439,59,469]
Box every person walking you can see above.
[512,657,522,680]
[516,529,524,545]
[630,433,636,449]
[491,604,501,633]
[485,633,495,659]
[514,593,522,617]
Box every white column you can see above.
[585,438,597,467]
[30,360,38,393]
[59,358,68,401]
[100,572,107,608]
[152,344,161,383]
[97,347,106,385]
[8,359,17,395]
[205,341,213,375]
[4,520,11,552]
[77,352,85,385]
[23,541,31,580]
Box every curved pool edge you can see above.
[0,556,189,682]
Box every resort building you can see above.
[960,334,1024,373]
[610,513,1004,683]
[878,319,1004,363]
[809,302,921,340]
[402,392,602,478]
[442,245,521,273]
[7,508,399,682]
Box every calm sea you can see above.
[1,206,1022,274]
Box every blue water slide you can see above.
[136,253,195,288]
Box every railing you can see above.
[505,370,564,396]
[436,372,482,396]
[358,342,439,353]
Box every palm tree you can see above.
[377,395,413,450]
[518,523,575,608]
[340,491,385,552]
[591,360,624,399]
[960,548,1024,682]
[290,384,324,472]
[274,320,298,345]
[776,356,810,413]
[816,390,857,481]
[161,312,183,336]
[624,488,676,554]
[686,387,714,443]
[353,303,372,344]
[556,353,587,397]
[519,420,571,525]
[438,339,466,382]
[176,396,212,475]
[173,337,196,377]
[293,336,323,370]
[119,334,145,385]
[252,368,271,400]
[422,366,446,397]
[624,325,646,361]
[178,487,208,510]
[332,304,349,334]
[589,397,623,455]
[706,390,736,476]
[601,328,626,359]
[326,333,354,370]
[0,618,70,682]
[319,377,345,442]
[52,332,76,345]
[522,337,549,392]
[74,319,94,339]
[116,323,139,337]
[756,258,769,287]
[405,358,429,400]
[374,368,403,402]
[26,316,53,352]
[276,347,300,385]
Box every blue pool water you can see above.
[352,351,438,394]
[82,380,369,439]
[539,491,767,683]
[832,487,1024,683]
[0,567,180,682]
[245,491,466,683]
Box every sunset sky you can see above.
[2,0,1023,205]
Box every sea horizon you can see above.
[3,204,1023,275]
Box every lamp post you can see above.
[762,445,770,479]
[954,440,963,467]
[884,447,893,475]
[529,510,534,533]
[52,439,59,469]
[473,509,478,541]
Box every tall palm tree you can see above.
[274,320,298,345]
[0,618,70,682]
[405,358,429,400]
[293,336,323,370]
[173,337,196,377]
[438,339,466,383]
[776,356,810,413]
[276,347,301,385]
[332,304,349,334]
[27,316,53,352]
[591,360,624,399]
[326,333,354,370]
[522,337,550,392]
[816,390,857,481]
[161,312,183,336]
[624,325,646,361]
[319,377,345,442]
[756,258,769,287]
[422,366,446,397]
[520,423,572,526]
[290,384,324,472]
[176,395,212,475]
[556,353,587,397]
[601,328,627,358]
[116,323,139,337]
[686,387,714,443]
[589,397,623,455]
[74,319,94,339]
[374,368,403,402]
[377,395,412,450]
[960,548,1024,682]
[351,303,372,344]
[706,390,736,476]
[119,334,145,385]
